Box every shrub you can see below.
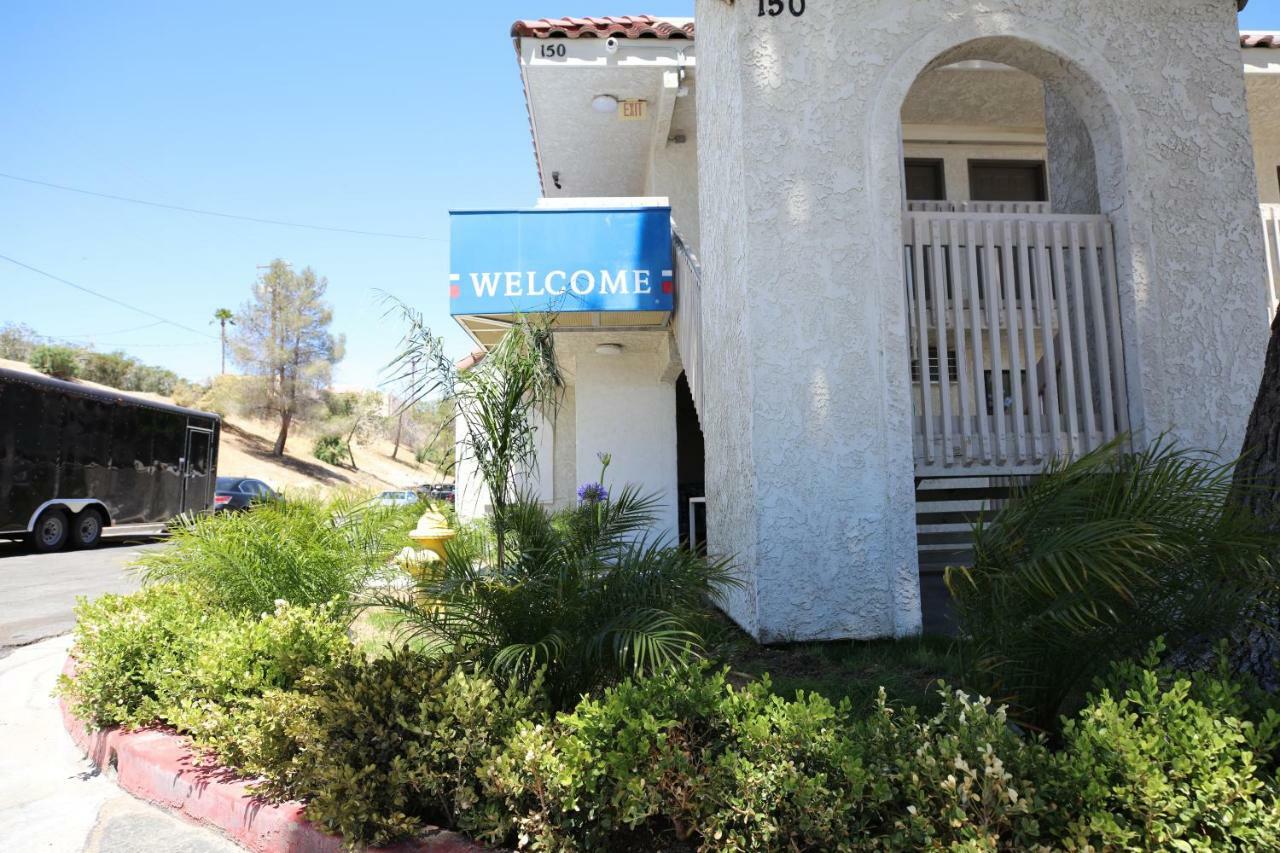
[1049,643,1280,849]
[482,664,1052,852]
[29,344,80,379]
[58,586,352,732]
[163,600,353,748]
[313,434,347,466]
[57,583,213,727]
[134,494,412,616]
[253,647,541,847]
[373,489,739,709]
[948,438,1280,730]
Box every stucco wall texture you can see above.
[694,0,1269,641]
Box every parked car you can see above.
[375,489,421,507]
[414,483,455,504]
[214,477,278,513]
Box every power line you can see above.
[0,171,445,242]
[51,320,168,338]
[0,252,219,340]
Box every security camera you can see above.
[605,37,620,54]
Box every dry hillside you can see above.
[1,357,444,494]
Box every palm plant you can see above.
[946,437,1280,733]
[136,493,417,617]
[383,301,560,570]
[370,485,738,709]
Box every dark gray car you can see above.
[214,477,277,512]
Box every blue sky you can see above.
[1,1,1275,387]
[0,2,693,386]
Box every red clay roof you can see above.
[1242,32,1280,48]
[510,18,1274,46]
[511,15,694,40]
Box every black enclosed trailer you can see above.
[0,366,220,551]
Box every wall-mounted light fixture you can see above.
[591,94,619,113]
[595,343,624,356]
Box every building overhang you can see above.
[449,201,674,349]
[511,17,695,198]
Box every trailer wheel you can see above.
[31,508,70,553]
[72,508,105,549]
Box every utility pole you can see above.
[211,308,235,374]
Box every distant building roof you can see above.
[1242,32,1280,48]
[510,15,694,41]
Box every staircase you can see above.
[916,475,1027,634]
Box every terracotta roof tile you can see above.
[511,15,694,40]
[1242,32,1280,49]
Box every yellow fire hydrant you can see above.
[406,508,456,583]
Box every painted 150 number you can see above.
[758,0,805,15]
[539,43,566,58]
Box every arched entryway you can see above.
[880,34,1140,632]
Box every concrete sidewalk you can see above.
[0,635,239,852]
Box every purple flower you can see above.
[577,482,608,504]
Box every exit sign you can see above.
[620,99,647,121]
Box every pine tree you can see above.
[230,260,344,456]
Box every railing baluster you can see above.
[1000,221,1026,464]
[1101,221,1130,436]
[1067,222,1098,451]
[1083,221,1115,441]
[948,218,974,462]
[1017,220,1044,462]
[983,216,1003,461]
[912,216,935,465]
[929,218,954,465]
[964,219,990,463]
[1050,222,1081,458]
[1033,222,1062,459]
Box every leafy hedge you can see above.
[60,584,1280,851]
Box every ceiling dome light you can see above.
[591,94,619,113]
[595,343,624,356]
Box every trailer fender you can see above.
[26,499,111,533]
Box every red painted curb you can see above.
[59,657,489,852]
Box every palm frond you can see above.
[947,435,1280,731]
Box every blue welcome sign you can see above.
[449,206,674,315]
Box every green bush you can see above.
[250,647,541,848]
[313,434,347,466]
[61,573,1280,850]
[134,494,412,616]
[373,490,738,709]
[948,438,1280,730]
[162,600,353,750]
[483,665,1050,852]
[58,585,350,731]
[29,344,80,380]
[482,665,885,851]
[1048,643,1280,849]
[58,583,213,727]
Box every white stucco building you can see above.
[449,4,1280,642]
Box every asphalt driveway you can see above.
[0,537,164,652]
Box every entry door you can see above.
[182,427,214,513]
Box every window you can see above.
[911,347,959,383]
[968,160,1047,202]
[905,159,946,201]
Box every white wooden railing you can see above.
[908,200,1051,215]
[1262,204,1280,320]
[904,210,1129,476]
[672,225,705,424]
